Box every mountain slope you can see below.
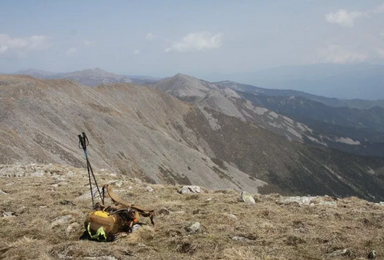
[153,73,220,102]
[151,74,384,200]
[236,92,384,156]
[154,74,384,157]
[2,75,384,200]
[18,68,132,86]
[0,75,263,192]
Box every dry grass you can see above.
[1,164,384,259]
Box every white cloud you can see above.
[133,49,140,55]
[378,48,384,59]
[0,34,51,54]
[165,31,222,52]
[145,33,156,41]
[315,44,367,64]
[372,3,384,14]
[66,47,77,55]
[0,45,8,54]
[325,10,364,27]
[83,40,94,46]
[325,4,384,27]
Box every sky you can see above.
[1,0,384,78]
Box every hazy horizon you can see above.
[1,1,384,78]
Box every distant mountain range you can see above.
[218,80,384,109]
[18,68,132,86]
[204,63,384,100]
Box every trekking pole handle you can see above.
[78,132,89,151]
[82,132,89,146]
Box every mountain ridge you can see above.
[2,74,384,200]
[207,63,384,100]
[17,67,132,86]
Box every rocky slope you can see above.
[1,163,383,260]
[237,92,384,157]
[0,75,264,193]
[154,74,384,157]
[2,75,384,200]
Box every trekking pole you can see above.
[78,132,102,208]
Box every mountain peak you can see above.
[173,73,195,80]
[94,67,105,72]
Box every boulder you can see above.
[240,191,255,204]
[278,196,337,207]
[186,222,200,233]
[324,248,350,258]
[2,211,15,218]
[178,185,201,194]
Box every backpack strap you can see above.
[87,223,107,241]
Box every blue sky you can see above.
[1,0,384,77]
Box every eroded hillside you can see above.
[1,75,384,200]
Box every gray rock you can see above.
[54,176,66,182]
[66,171,76,177]
[223,213,238,220]
[186,222,200,233]
[2,211,15,218]
[58,253,72,259]
[108,180,124,188]
[51,215,72,228]
[0,189,7,195]
[133,178,142,185]
[324,248,350,258]
[66,222,80,237]
[240,191,255,204]
[132,224,141,232]
[83,257,118,260]
[178,185,201,194]
[146,185,154,192]
[278,196,312,205]
[278,196,337,207]
[231,236,246,241]
[368,250,377,259]
[74,192,92,201]
[158,207,170,215]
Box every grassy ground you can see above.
[1,164,383,260]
